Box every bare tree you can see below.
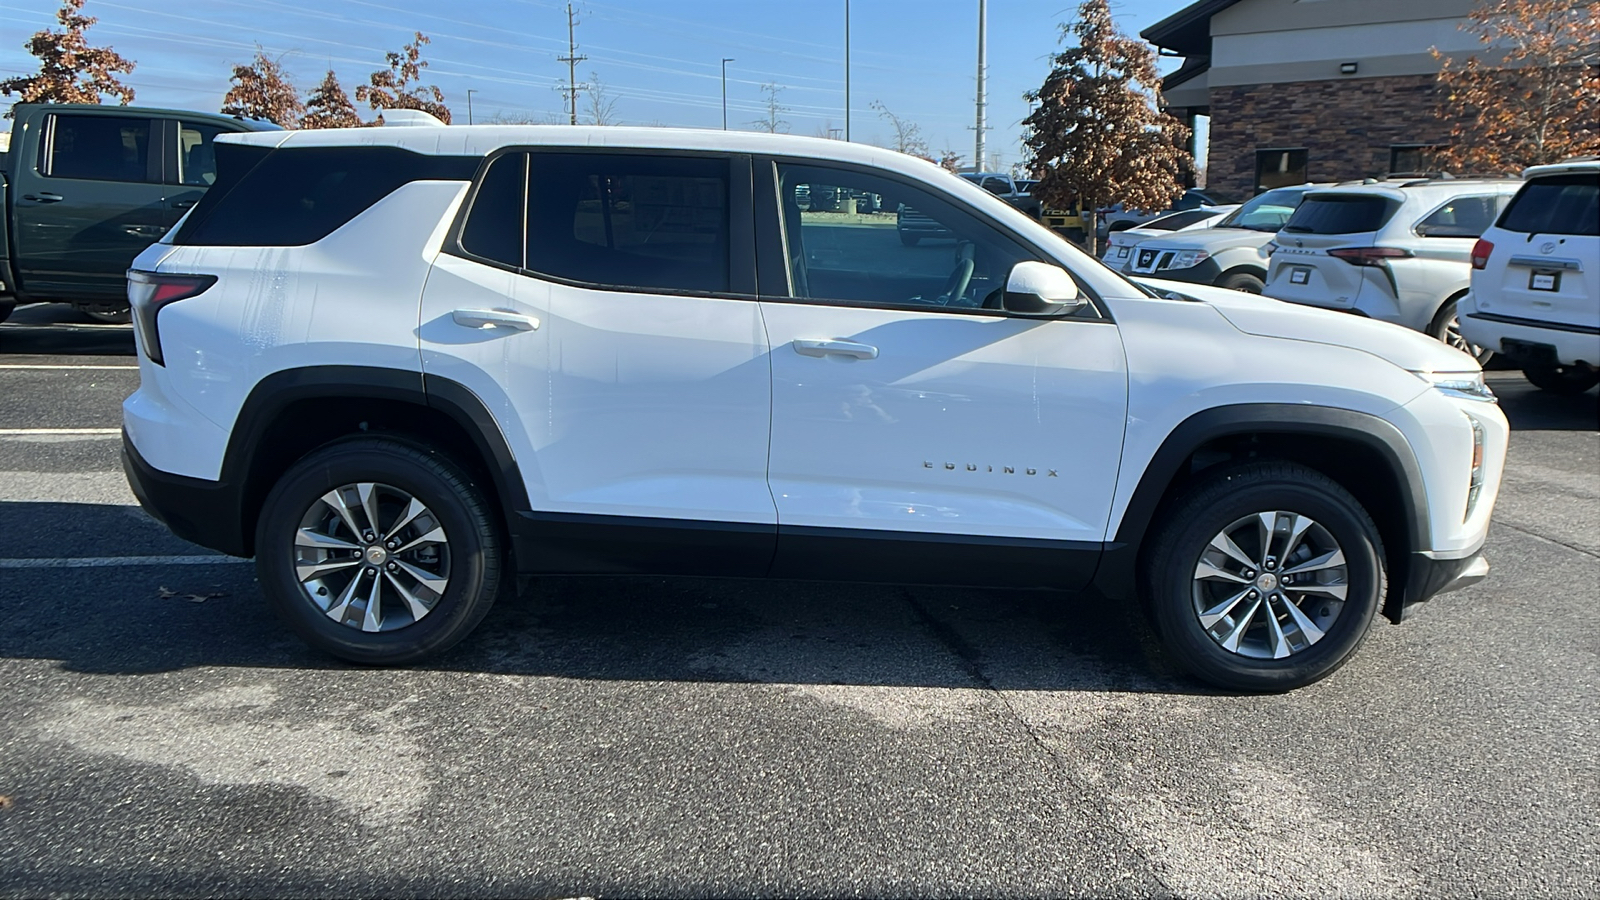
[356,32,451,124]
[749,82,790,134]
[1023,0,1193,255]
[1433,0,1600,170]
[870,100,930,158]
[584,71,618,125]
[301,69,362,129]
[938,147,965,173]
[1,0,134,114]
[222,47,303,128]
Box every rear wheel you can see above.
[899,232,920,247]
[1429,296,1492,364]
[255,438,504,665]
[1217,272,1265,294]
[1142,462,1385,692]
[0,299,14,325]
[79,302,132,325]
[1522,364,1600,395]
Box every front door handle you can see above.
[452,308,540,332]
[793,338,878,360]
[23,192,64,203]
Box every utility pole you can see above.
[466,89,477,125]
[843,0,851,141]
[975,0,987,171]
[558,2,587,125]
[721,58,735,130]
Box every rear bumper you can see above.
[123,431,249,558]
[1460,308,1600,367]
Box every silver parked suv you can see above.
[1265,176,1522,359]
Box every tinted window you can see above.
[461,152,526,267]
[44,115,152,182]
[1282,195,1397,234]
[980,177,1010,195]
[778,162,1038,310]
[1216,188,1307,232]
[178,147,478,246]
[1146,209,1214,231]
[524,153,730,294]
[1499,174,1599,236]
[176,121,227,186]
[1416,195,1501,238]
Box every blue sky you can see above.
[1,0,1196,171]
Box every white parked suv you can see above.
[1103,205,1236,268]
[122,122,1508,691]
[1265,177,1522,360]
[1122,185,1325,293]
[1458,158,1600,394]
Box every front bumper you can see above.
[1392,546,1489,621]
[123,431,250,558]
[1123,257,1223,284]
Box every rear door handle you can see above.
[452,308,540,332]
[793,338,878,360]
[23,192,63,203]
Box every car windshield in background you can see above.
[1281,194,1396,234]
[1499,174,1600,236]
[1215,188,1307,232]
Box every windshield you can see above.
[1215,187,1308,232]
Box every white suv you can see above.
[1265,177,1522,359]
[122,122,1508,691]
[1122,185,1325,293]
[1458,158,1600,394]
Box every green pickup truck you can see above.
[0,103,274,324]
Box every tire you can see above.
[1216,272,1265,294]
[0,299,14,325]
[1428,296,1492,365]
[81,303,132,324]
[899,232,920,247]
[1140,461,1386,692]
[255,438,504,665]
[1522,364,1600,395]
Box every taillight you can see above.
[127,270,216,366]
[1471,238,1494,270]
[1327,247,1414,267]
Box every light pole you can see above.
[843,0,850,141]
[466,89,477,125]
[721,58,735,130]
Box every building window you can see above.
[1390,145,1443,176]
[1255,148,1308,194]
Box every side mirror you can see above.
[1003,261,1086,316]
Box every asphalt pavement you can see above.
[1,301,1596,898]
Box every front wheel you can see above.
[255,438,504,665]
[1522,364,1600,395]
[1217,272,1265,294]
[1141,462,1385,692]
[898,232,920,247]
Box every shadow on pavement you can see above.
[0,303,136,357]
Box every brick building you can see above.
[1145,0,1484,200]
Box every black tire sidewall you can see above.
[1522,365,1600,395]
[1218,273,1265,294]
[1148,472,1384,692]
[256,441,500,665]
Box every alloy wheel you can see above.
[1191,510,1349,659]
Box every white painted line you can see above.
[0,428,121,435]
[0,364,139,370]
[0,555,249,569]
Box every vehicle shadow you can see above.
[0,303,136,356]
[1491,373,1600,432]
[0,501,1201,695]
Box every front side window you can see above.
[42,114,153,182]
[176,122,227,186]
[777,162,1038,310]
[525,153,730,294]
[460,152,527,268]
[1415,194,1502,238]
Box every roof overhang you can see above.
[1140,0,1245,56]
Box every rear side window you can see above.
[41,114,153,183]
[1281,195,1397,234]
[1499,174,1599,236]
[176,146,478,246]
[523,152,730,294]
[1147,209,1213,231]
[1415,195,1502,238]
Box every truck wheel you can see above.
[1217,272,1265,294]
[899,232,920,247]
[255,438,504,665]
[1429,296,1492,364]
[81,303,132,325]
[1141,462,1385,692]
[1522,365,1600,395]
[0,300,14,325]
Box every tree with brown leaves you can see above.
[1023,0,1192,255]
[222,47,303,127]
[1434,0,1600,171]
[302,69,363,129]
[356,32,451,124]
[0,0,135,114]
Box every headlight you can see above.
[1168,250,1210,269]
[1412,370,1496,403]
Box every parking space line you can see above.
[0,555,249,569]
[0,364,140,370]
[0,428,122,435]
